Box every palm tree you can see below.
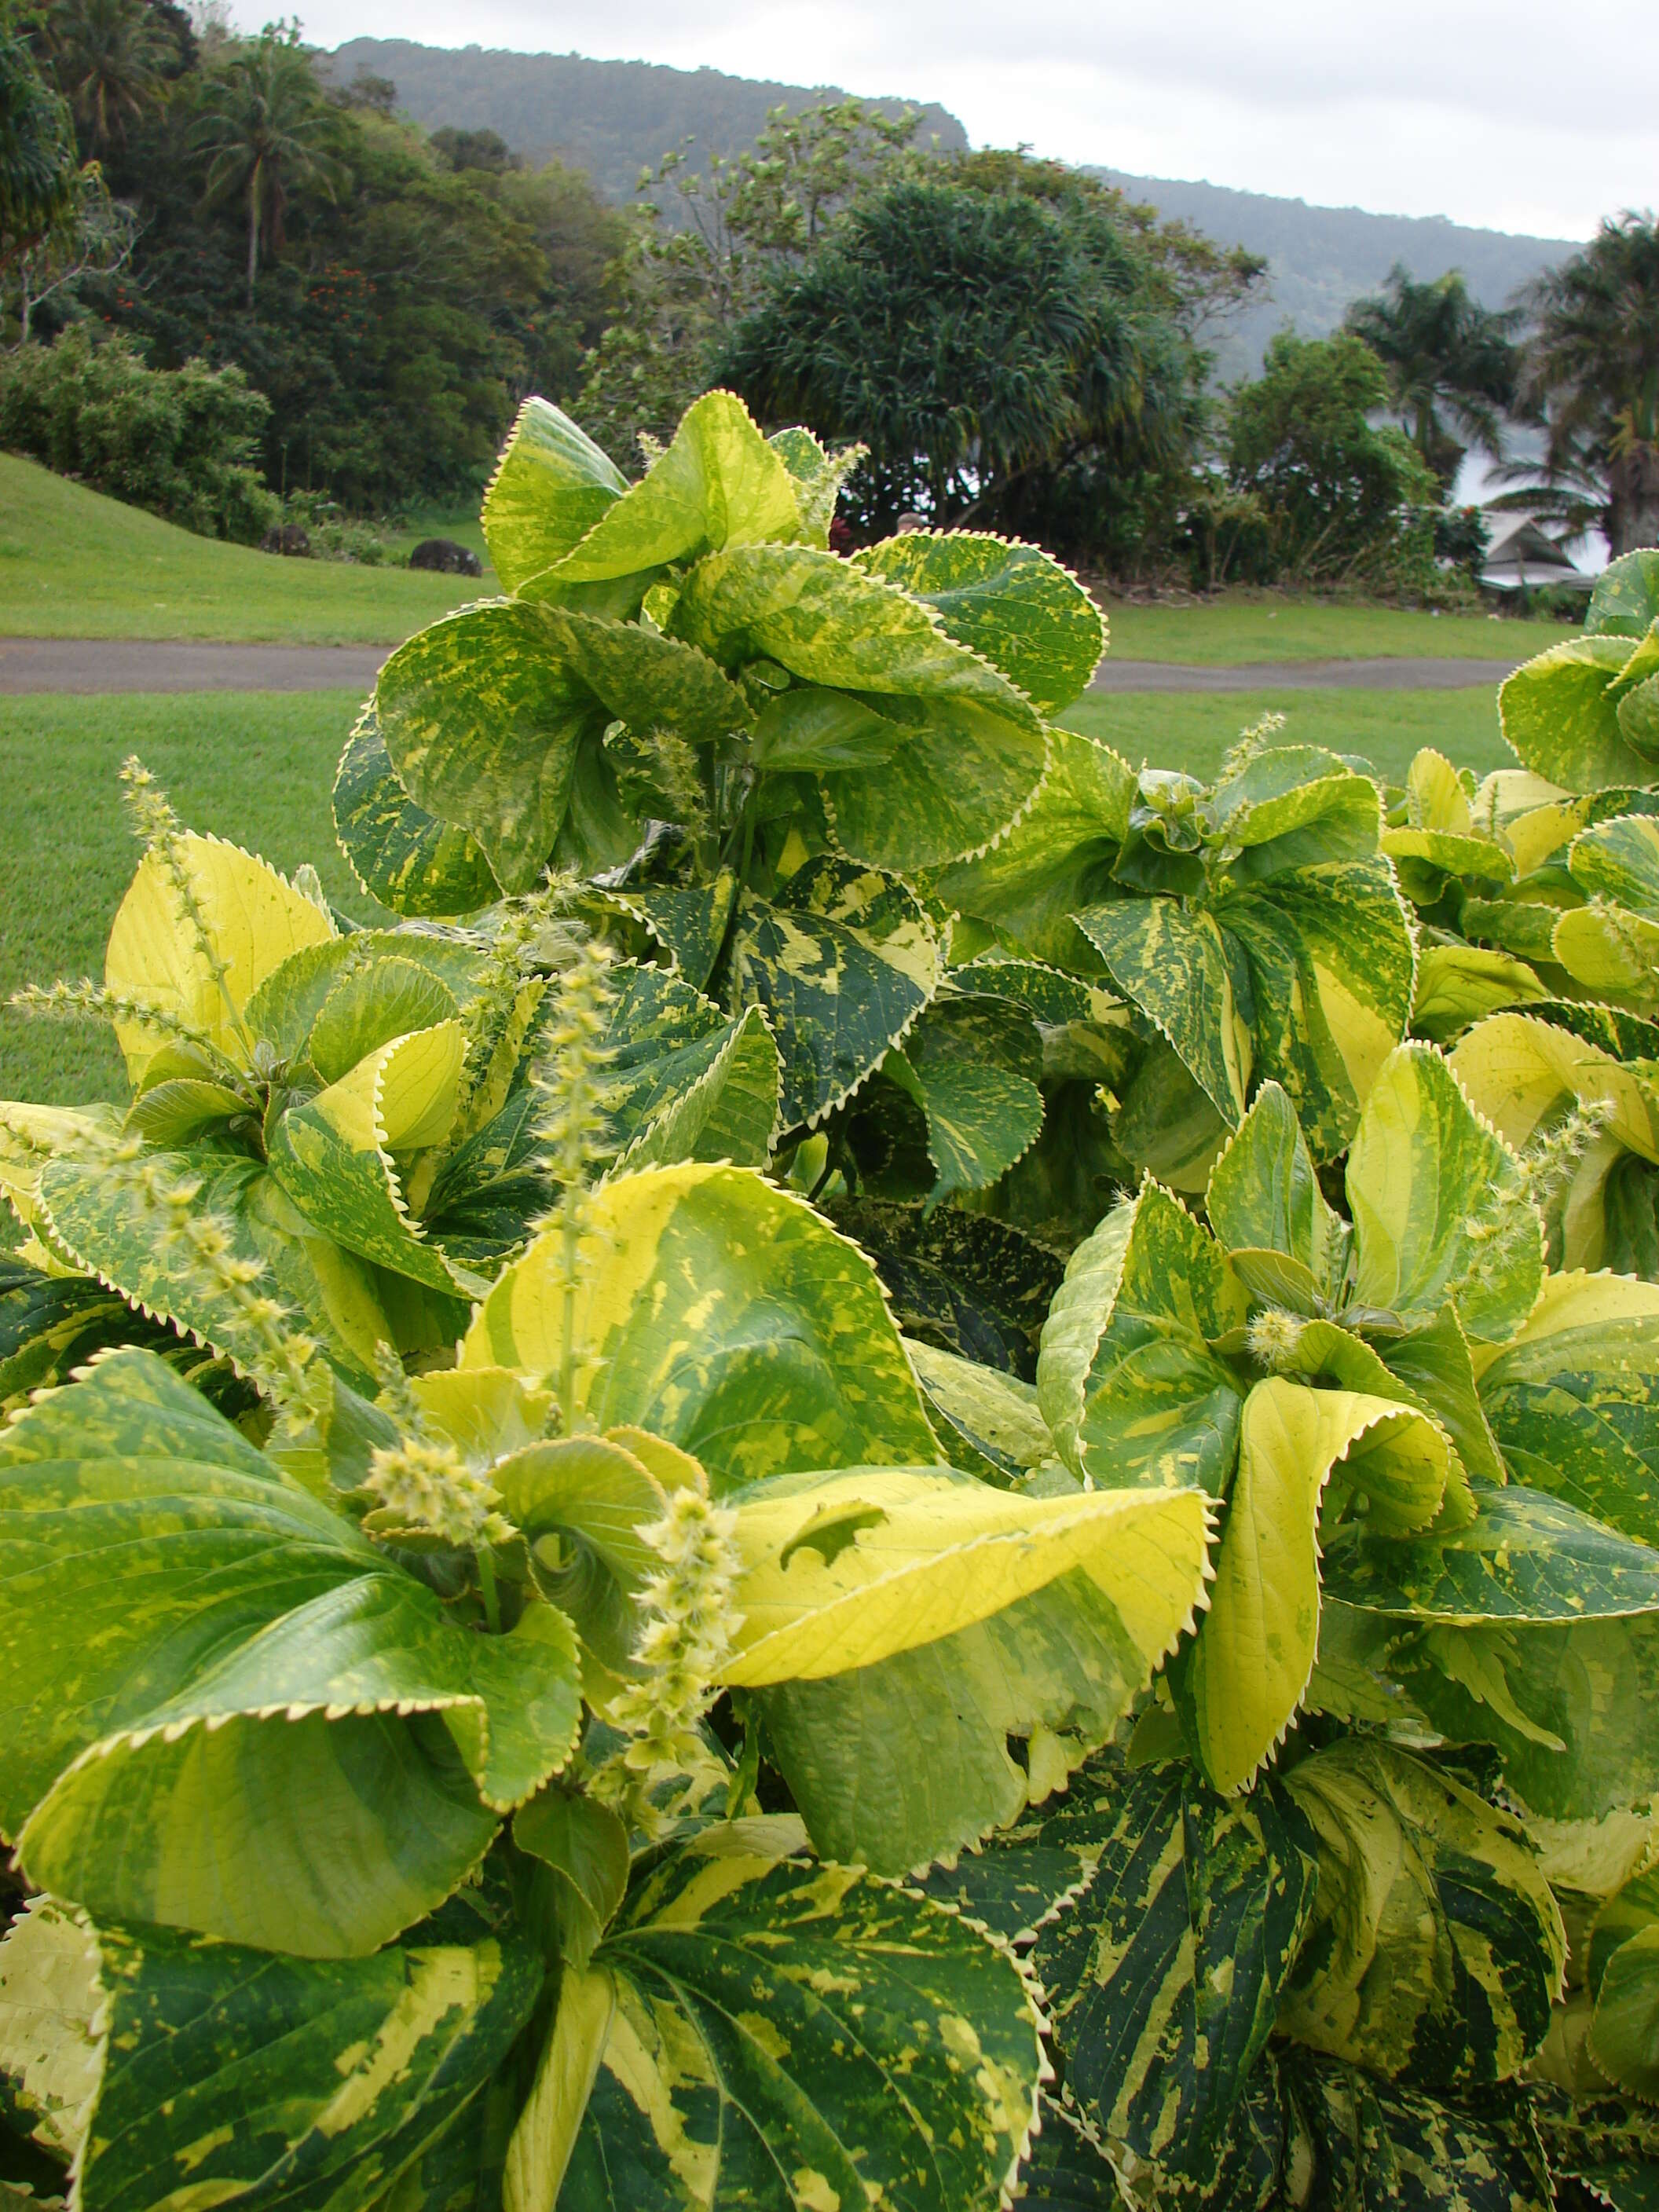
[1,27,77,274]
[1343,263,1520,491]
[189,27,340,307]
[1519,216,1659,558]
[42,0,166,148]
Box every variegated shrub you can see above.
[3,410,1659,2212]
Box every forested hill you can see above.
[320,40,968,198]
[1090,170,1578,377]
[321,39,1580,378]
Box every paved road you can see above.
[0,637,1521,698]
[1088,655,1517,693]
[0,639,390,695]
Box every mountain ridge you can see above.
[324,38,1581,374]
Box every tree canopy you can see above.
[14,2,624,509]
[1343,261,1518,490]
[1520,214,1659,557]
[720,161,1235,548]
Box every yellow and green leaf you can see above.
[1474,1269,1659,1545]
[725,855,941,1127]
[562,1833,1046,2212]
[1187,1379,1449,1794]
[72,1917,541,2212]
[1279,1737,1565,2087]
[463,1162,939,1489]
[851,529,1105,714]
[332,705,500,920]
[1036,1182,1249,1491]
[0,1349,580,1954]
[1346,1042,1544,1342]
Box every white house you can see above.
[1480,511,1597,597]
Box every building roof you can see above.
[1480,508,1595,593]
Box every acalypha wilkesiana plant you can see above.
[2,392,1659,2212]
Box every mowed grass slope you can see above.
[2,683,1519,1119]
[1098,591,1574,665]
[0,456,495,642]
[3,452,1577,661]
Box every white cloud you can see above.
[269,0,1656,237]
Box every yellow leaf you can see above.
[721,1466,1211,1686]
[1189,1379,1448,1795]
[104,833,335,1086]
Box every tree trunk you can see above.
[1609,445,1659,557]
[246,181,260,309]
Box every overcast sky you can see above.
[258,0,1655,241]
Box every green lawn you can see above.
[2,452,1581,663]
[0,456,493,643]
[3,684,1515,1122]
[378,504,492,569]
[1099,593,1573,665]
[1060,687,1512,786]
[1,690,381,1114]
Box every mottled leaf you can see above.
[676,544,1050,870]
[1284,2049,1553,2212]
[1006,2100,1123,2212]
[1324,1485,1659,1623]
[1412,944,1547,1046]
[617,872,737,994]
[564,1835,1045,2212]
[104,830,335,1088]
[1078,898,1252,1127]
[333,706,500,920]
[513,1790,630,1972]
[1206,1079,1349,1311]
[75,1917,541,2212]
[851,530,1105,714]
[464,1161,939,1489]
[1036,1182,1249,1491]
[1592,1926,1659,2102]
[756,1568,1160,1875]
[928,724,1133,966]
[1214,858,1415,1165]
[601,962,778,1171]
[375,602,745,895]
[906,1339,1053,1479]
[1347,1042,1544,1342]
[1500,639,1657,793]
[0,1348,580,1953]
[723,1462,1210,1688]
[0,1900,101,2163]
[517,390,803,608]
[726,855,941,1126]
[1280,1738,1565,2087]
[481,395,628,594]
[901,994,1045,1204]
[1589,551,1659,639]
[36,1146,394,1390]
[826,1198,1064,1378]
[1188,1379,1449,1794]
[767,423,859,545]
[269,1024,474,1295]
[493,1433,665,1680]
[1022,1756,1319,2188]
[1475,1270,1659,1545]
[1408,1613,1659,1822]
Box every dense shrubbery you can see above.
[3,393,1659,2212]
[1203,330,1441,590]
[0,321,277,537]
[15,6,622,511]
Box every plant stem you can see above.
[476,1544,502,1634]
